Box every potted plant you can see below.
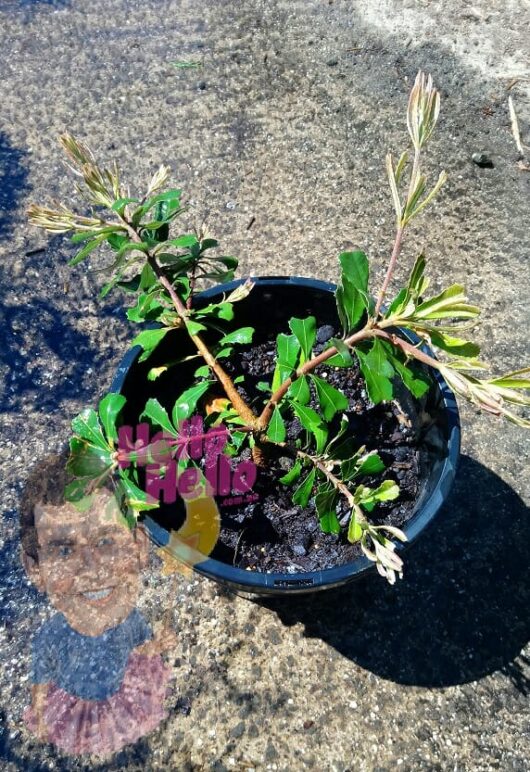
[28,73,530,594]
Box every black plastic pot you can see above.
[111,277,460,596]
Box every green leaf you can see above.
[287,375,310,405]
[194,365,211,379]
[414,285,480,320]
[319,510,341,535]
[219,327,254,346]
[147,366,169,381]
[111,197,139,212]
[292,468,316,508]
[290,402,328,453]
[98,393,126,445]
[268,407,286,443]
[342,449,385,481]
[279,459,303,485]
[186,320,207,336]
[487,367,530,389]
[67,437,114,478]
[311,375,349,421]
[131,327,171,362]
[166,234,198,248]
[71,230,106,244]
[172,381,212,426]
[197,301,235,322]
[335,251,370,334]
[140,397,178,437]
[272,333,301,390]
[199,238,219,251]
[373,480,400,501]
[288,316,317,361]
[71,408,108,449]
[118,475,159,512]
[408,253,429,298]
[427,330,480,359]
[326,338,354,367]
[347,512,363,543]
[389,353,430,398]
[107,233,129,252]
[215,346,233,359]
[69,233,109,266]
[209,255,239,270]
[315,485,340,534]
[356,339,395,404]
[355,480,400,512]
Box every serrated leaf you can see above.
[118,475,159,512]
[186,320,207,336]
[98,393,126,445]
[279,459,303,485]
[268,407,286,443]
[326,338,354,367]
[335,250,369,334]
[194,365,211,379]
[288,316,317,361]
[219,327,254,346]
[356,339,395,404]
[287,375,310,405]
[71,408,108,449]
[373,480,400,501]
[292,468,316,508]
[311,375,349,420]
[172,381,212,426]
[67,438,114,479]
[131,327,171,362]
[140,397,178,437]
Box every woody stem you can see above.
[117,215,259,428]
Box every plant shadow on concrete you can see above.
[0,133,28,243]
[0,241,129,415]
[262,455,530,691]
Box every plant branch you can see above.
[257,327,378,430]
[115,213,259,427]
[295,449,357,509]
[373,225,405,318]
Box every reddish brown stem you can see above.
[118,215,259,428]
[257,327,378,430]
[373,225,404,318]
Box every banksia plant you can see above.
[28,72,530,583]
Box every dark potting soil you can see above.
[210,328,422,573]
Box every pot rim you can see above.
[111,276,461,594]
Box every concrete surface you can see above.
[1,0,529,769]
